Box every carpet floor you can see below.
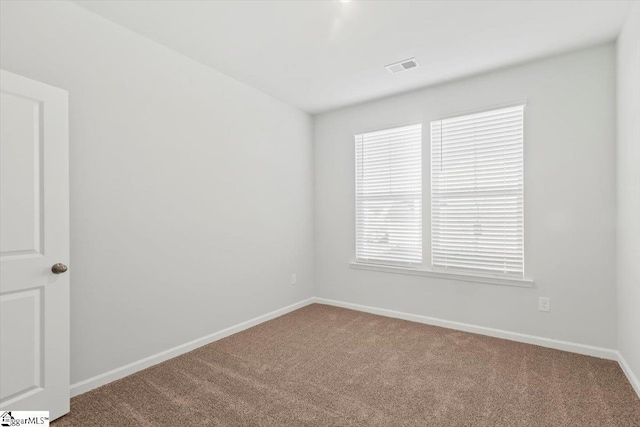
[54,304,640,426]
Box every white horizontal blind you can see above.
[431,105,524,277]
[355,124,422,265]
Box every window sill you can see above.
[348,262,534,288]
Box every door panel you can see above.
[0,92,42,257]
[0,289,42,400]
[0,70,70,420]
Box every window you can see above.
[430,105,524,277]
[355,124,422,266]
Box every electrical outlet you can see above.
[291,274,297,286]
[539,297,550,312]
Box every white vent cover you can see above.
[385,58,419,74]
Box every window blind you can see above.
[430,105,524,277]
[355,124,422,265]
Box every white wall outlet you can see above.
[539,297,550,312]
[291,274,297,286]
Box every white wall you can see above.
[0,0,314,385]
[315,44,617,348]
[617,1,640,388]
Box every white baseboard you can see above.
[314,297,619,361]
[616,351,640,399]
[70,297,316,397]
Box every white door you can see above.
[0,70,70,420]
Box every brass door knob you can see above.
[51,263,68,274]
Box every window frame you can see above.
[429,104,526,278]
[351,101,533,287]
[354,123,423,267]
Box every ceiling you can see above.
[73,0,633,114]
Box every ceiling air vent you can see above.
[385,58,419,74]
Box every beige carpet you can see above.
[54,304,640,426]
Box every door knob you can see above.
[51,263,68,274]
